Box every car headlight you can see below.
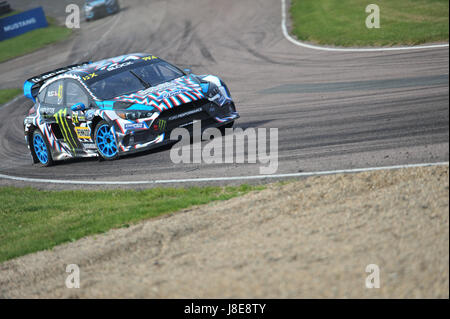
[117,111,154,120]
[202,82,229,106]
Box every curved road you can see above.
[0,0,448,187]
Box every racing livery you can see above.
[84,0,120,21]
[23,53,239,166]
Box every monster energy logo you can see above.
[158,119,167,131]
[54,109,79,154]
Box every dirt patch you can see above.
[1,165,448,298]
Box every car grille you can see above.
[159,99,212,131]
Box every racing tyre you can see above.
[219,121,234,135]
[94,120,119,161]
[32,130,54,167]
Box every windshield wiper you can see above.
[129,70,151,89]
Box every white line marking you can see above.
[0,162,448,185]
[0,95,21,108]
[281,0,449,52]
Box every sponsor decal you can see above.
[53,108,80,153]
[83,143,97,149]
[139,82,178,95]
[82,72,98,81]
[0,7,48,41]
[29,63,91,84]
[72,113,86,124]
[3,18,36,32]
[168,107,202,121]
[105,61,133,72]
[40,107,55,114]
[124,122,147,130]
[57,83,64,104]
[143,55,158,61]
[157,119,167,131]
[75,127,91,139]
[156,89,189,101]
[72,113,79,124]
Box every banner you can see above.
[0,7,48,41]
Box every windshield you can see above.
[88,61,184,100]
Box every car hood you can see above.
[109,76,205,112]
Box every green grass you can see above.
[0,16,72,63]
[290,0,449,47]
[0,185,264,262]
[0,88,21,104]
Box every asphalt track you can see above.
[0,0,448,188]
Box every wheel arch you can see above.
[26,124,40,164]
[90,116,105,139]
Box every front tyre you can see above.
[94,120,119,160]
[32,130,54,167]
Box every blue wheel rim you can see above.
[33,133,48,164]
[96,124,118,158]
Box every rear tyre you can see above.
[32,130,54,167]
[94,120,119,160]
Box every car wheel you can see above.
[219,121,234,135]
[32,130,54,167]
[94,120,119,160]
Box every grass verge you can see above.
[0,16,72,63]
[289,0,449,47]
[0,185,264,262]
[0,88,21,104]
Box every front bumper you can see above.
[114,100,239,154]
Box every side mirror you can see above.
[71,103,86,112]
[183,68,192,74]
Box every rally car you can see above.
[84,0,120,21]
[23,53,239,166]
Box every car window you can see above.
[89,71,145,100]
[86,61,185,99]
[66,81,89,107]
[38,87,47,103]
[44,81,64,105]
[134,61,184,86]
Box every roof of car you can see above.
[66,53,160,80]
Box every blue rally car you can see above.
[84,0,120,21]
[23,53,239,166]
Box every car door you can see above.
[40,79,84,155]
[64,79,94,149]
[38,80,65,123]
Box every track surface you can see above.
[0,0,448,187]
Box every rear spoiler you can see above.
[23,61,91,101]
